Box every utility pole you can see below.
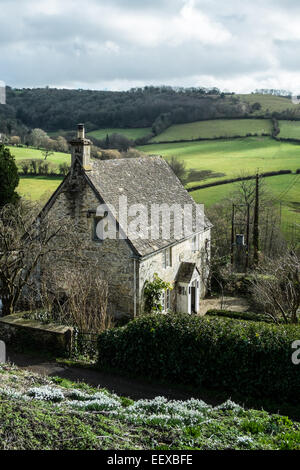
[231,203,235,267]
[253,172,259,265]
[245,203,250,271]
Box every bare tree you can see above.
[0,201,83,316]
[168,156,186,183]
[250,253,300,324]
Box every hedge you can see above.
[206,309,270,322]
[97,314,300,402]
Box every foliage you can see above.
[143,274,173,313]
[206,309,270,322]
[97,314,300,402]
[0,364,299,450]
[0,144,19,207]
[168,156,187,183]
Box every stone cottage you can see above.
[42,124,212,317]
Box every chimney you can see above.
[69,124,92,171]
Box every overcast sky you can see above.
[2,0,300,93]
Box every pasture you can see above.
[238,93,298,114]
[87,127,152,141]
[18,176,63,201]
[8,146,70,166]
[139,137,300,188]
[191,173,300,236]
[278,120,300,140]
[150,119,272,143]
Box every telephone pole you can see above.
[253,171,260,265]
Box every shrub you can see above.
[206,309,270,322]
[97,314,300,402]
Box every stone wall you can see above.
[47,174,136,317]
[0,313,73,356]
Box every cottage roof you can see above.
[85,156,211,257]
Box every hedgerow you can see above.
[97,314,300,402]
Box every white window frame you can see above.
[161,288,171,312]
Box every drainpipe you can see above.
[133,258,137,317]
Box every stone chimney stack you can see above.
[69,124,92,171]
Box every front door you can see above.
[188,278,200,314]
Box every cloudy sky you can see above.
[1,0,300,92]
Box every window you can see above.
[163,247,172,268]
[161,288,171,312]
[92,217,104,242]
[178,286,186,296]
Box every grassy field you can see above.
[0,363,299,450]
[150,119,272,143]
[238,93,298,114]
[18,176,63,201]
[8,146,70,166]
[139,137,300,188]
[191,173,300,232]
[279,121,300,140]
[87,127,151,141]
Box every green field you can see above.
[238,93,298,114]
[18,176,63,201]
[139,137,300,188]
[150,119,272,143]
[191,173,300,232]
[87,127,152,141]
[8,146,70,166]
[279,121,300,140]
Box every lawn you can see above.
[279,120,300,140]
[150,119,272,143]
[139,137,300,188]
[87,127,152,141]
[8,146,70,166]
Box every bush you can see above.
[206,309,270,322]
[97,314,300,402]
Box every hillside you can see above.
[238,93,298,114]
[150,119,272,143]
[0,363,299,450]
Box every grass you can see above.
[0,363,299,450]
[150,119,272,143]
[279,120,300,140]
[18,176,63,201]
[87,127,152,141]
[238,93,298,114]
[8,146,70,166]
[191,173,300,235]
[139,137,300,188]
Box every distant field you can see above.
[138,137,300,188]
[191,173,300,240]
[18,176,63,201]
[8,146,70,166]
[150,119,272,143]
[278,120,300,140]
[238,93,298,113]
[87,128,152,141]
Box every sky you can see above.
[1,0,300,93]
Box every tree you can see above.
[30,128,49,148]
[0,201,83,316]
[250,253,300,324]
[10,135,21,146]
[0,145,19,207]
[168,156,186,183]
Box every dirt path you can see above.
[6,348,224,404]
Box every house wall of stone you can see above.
[48,175,135,317]
[137,228,211,314]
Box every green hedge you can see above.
[206,309,270,322]
[97,314,300,402]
